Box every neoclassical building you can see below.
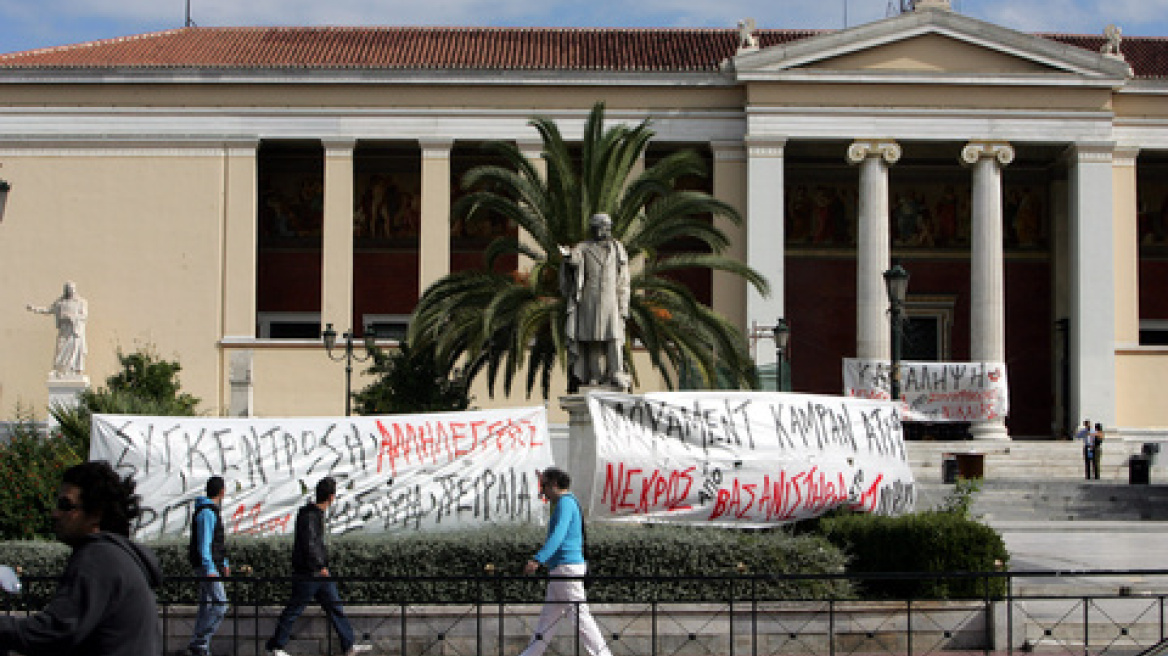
[0,1,1165,438]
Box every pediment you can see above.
[734,8,1131,84]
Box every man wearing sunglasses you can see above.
[0,460,163,655]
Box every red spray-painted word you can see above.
[228,502,292,536]
[375,418,543,476]
[708,467,851,521]
[600,463,695,514]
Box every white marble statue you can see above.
[27,281,88,378]
[559,213,631,391]
[737,18,759,52]
[1101,24,1123,56]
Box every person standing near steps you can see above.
[519,467,612,656]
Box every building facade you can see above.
[0,3,1165,437]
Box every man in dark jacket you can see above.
[0,460,163,655]
[265,476,370,656]
[187,475,230,656]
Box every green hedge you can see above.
[817,510,1009,599]
[0,524,851,604]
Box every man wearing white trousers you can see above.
[520,468,612,656]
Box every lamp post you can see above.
[883,265,910,403]
[773,318,791,392]
[0,180,12,224]
[322,323,375,416]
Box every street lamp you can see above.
[0,180,12,224]
[322,323,376,416]
[883,265,910,403]
[773,318,791,392]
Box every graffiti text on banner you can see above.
[842,358,1009,422]
[587,392,915,527]
[90,408,552,541]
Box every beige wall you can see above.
[810,34,1053,74]
[0,149,228,417]
[0,85,746,112]
[242,346,670,423]
[1117,350,1168,428]
[747,83,1112,111]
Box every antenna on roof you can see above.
[184,0,197,27]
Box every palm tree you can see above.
[408,102,769,397]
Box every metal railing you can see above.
[3,568,1168,656]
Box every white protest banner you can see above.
[587,391,914,527]
[843,358,1009,422]
[90,407,553,541]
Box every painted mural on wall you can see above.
[258,156,324,244]
[784,168,1049,251]
[1138,172,1168,256]
[354,171,422,241]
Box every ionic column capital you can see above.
[960,141,1014,167]
[846,140,901,165]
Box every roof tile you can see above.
[0,26,1162,78]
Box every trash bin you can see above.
[942,454,958,484]
[954,452,985,480]
[1130,456,1151,485]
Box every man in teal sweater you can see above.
[520,468,611,656]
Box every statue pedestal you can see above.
[46,375,90,429]
[559,389,607,519]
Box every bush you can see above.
[353,343,473,415]
[0,407,83,539]
[817,510,1009,600]
[0,523,852,605]
[51,347,201,455]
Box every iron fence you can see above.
[3,569,1168,656]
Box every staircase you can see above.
[907,440,1168,521]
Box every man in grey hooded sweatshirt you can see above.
[0,460,163,655]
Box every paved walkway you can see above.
[992,520,1168,594]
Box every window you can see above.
[257,312,321,339]
[362,314,411,342]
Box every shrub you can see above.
[0,523,852,605]
[818,510,1008,600]
[353,343,473,415]
[0,407,83,539]
[51,347,201,455]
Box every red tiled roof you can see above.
[0,27,819,72]
[0,26,1163,78]
[1044,33,1168,79]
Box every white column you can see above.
[419,138,453,294]
[745,136,787,367]
[221,139,259,338]
[961,141,1014,441]
[711,140,748,330]
[516,139,546,271]
[1068,142,1117,429]
[321,139,356,333]
[847,140,901,361]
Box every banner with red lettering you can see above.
[587,391,915,527]
[842,358,1009,422]
[90,408,553,541]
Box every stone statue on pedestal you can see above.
[559,213,631,392]
[27,281,88,378]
